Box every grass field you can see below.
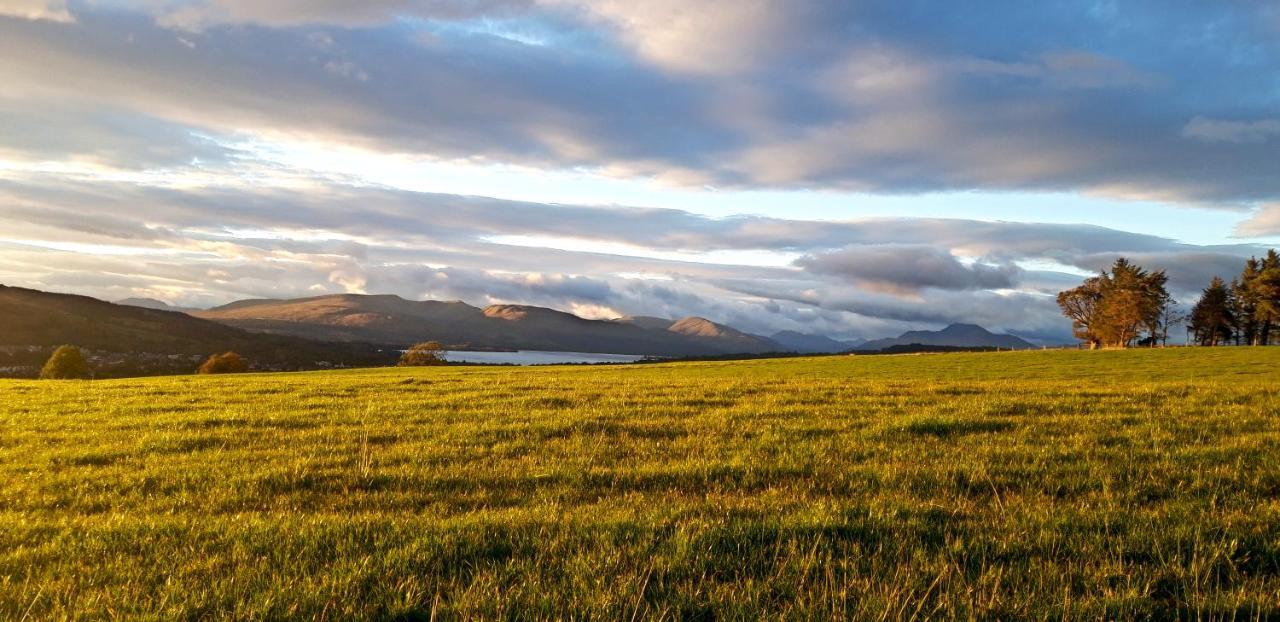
[4,349,1280,619]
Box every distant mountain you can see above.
[770,330,862,353]
[614,316,779,354]
[196,294,780,356]
[115,297,192,312]
[0,285,393,371]
[857,323,1034,351]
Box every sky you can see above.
[1,1,1278,343]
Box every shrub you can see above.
[199,352,249,374]
[400,341,447,366]
[40,345,91,380]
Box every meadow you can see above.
[3,348,1280,619]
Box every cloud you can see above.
[0,3,1276,204]
[1235,204,1280,238]
[2,1,1279,344]
[1183,117,1280,144]
[154,0,531,30]
[1,170,1270,343]
[0,0,71,22]
[795,245,1020,294]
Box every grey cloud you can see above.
[0,3,1277,204]
[154,0,531,30]
[0,99,241,168]
[1063,251,1261,299]
[795,245,1020,293]
[1183,117,1280,144]
[711,275,1068,342]
[0,9,731,176]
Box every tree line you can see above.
[1185,250,1280,346]
[1058,251,1280,348]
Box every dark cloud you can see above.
[796,246,1020,293]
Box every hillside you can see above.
[4,348,1280,618]
[197,294,779,356]
[115,297,192,312]
[858,323,1034,351]
[0,285,393,373]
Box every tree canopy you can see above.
[198,352,249,374]
[399,341,447,366]
[40,345,91,380]
[1057,258,1171,348]
[1185,250,1280,346]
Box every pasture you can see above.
[3,349,1280,619]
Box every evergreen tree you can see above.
[1189,277,1234,346]
[1253,250,1280,345]
[1229,278,1251,345]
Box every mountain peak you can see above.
[668,317,732,338]
[941,323,992,334]
[858,323,1033,351]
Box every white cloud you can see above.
[0,0,72,22]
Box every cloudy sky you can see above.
[2,1,1278,342]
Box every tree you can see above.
[1057,277,1105,348]
[1189,277,1234,346]
[199,351,249,374]
[1155,299,1186,347]
[399,341,447,366]
[1057,258,1170,348]
[1252,250,1280,345]
[40,345,91,379]
[1229,277,1253,345]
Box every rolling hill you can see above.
[0,285,393,370]
[195,294,780,356]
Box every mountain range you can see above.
[1,285,1037,375]
[191,294,780,356]
[855,323,1034,351]
[0,285,393,370]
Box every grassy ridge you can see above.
[3,349,1280,619]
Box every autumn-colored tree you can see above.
[399,341,447,366]
[1056,276,1105,348]
[199,351,249,374]
[40,345,91,379]
[1189,277,1234,346]
[1057,258,1171,348]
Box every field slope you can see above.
[3,349,1280,619]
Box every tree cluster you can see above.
[1187,250,1280,346]
[1057,258,1172,348]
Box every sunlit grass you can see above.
[3,349,1280,619]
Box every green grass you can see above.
[3,348,1280,619]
